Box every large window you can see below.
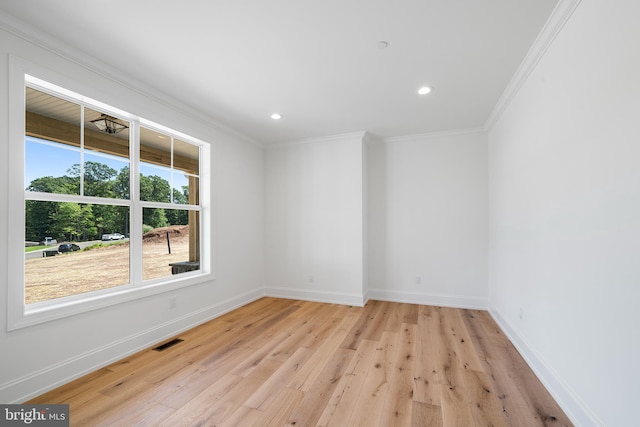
[9,70,209,328]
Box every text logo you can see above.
[1,405,69,426]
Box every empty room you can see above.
[0,0,637,426]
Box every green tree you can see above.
[165,206,189,226]
[146,208,169,229]
[173,186,188,205]
[80,204,97,240]
[50,202,82,241]
[25,176,77,241]
[67,161,117,198]
[114,166,130,199]
[25,200,59,241]
[27,175,78,194]
[140,174,171,203]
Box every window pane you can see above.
[25,87,82,195]
[174,138,199,175]
[25,137,81,194]
[25,201,130,304]
[140,127,172,202]
[84,107,130,156]
[172,173,198,205]
[140,163,172,203]
[26,87,81,146]
[173,139,199,205]
[84,151,130,199]
[140,127,171,168]
[142,208,199,281]
[84,107,130,199]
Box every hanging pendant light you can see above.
[91,114,129,134]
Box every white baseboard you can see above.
[488,303,603,427]
[0,287,266,404]
[264,287,366,307]
[368,288,488,310]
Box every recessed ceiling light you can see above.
[377,41,389,49]
[271,113,282,120]
[418,86,432,95]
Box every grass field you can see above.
[25,226,192,304]
[25,245,49,252]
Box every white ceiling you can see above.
[0,0,558,145]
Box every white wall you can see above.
[488,1,640,425]
[265,134,365,305]
[0,24,265,402]
[367,131,488,308]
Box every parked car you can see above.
[58,243,80,253]
[42,237,57,246]
[101,233,125,241]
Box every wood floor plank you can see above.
[463,370,510,427]
[257,387,305,427]
[297,304,352,350]
[192,359,283,425]
[285,347,355,426]
[231,330,292,377]
[378,324,417,427]
[27,297,573,427]
[287,309,360,392]
[382,302,403,332]
[316,339,379,426]
[441,307,487,374]
[411,401,444,427]
[339,299,381,350]
[346,331,398,426]
[244,346,312,409]
[221,387,304,427]
[413,305,443,405]
[361,300,392,342]
[265,303,331,362]
[157,373,243,427]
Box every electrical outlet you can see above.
[415,276,422,284]
[308,275,314,283]
[519,308,523,320]
[169,296,177,309]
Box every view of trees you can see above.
[25,161,190,242]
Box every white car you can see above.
[43,237,57,246]
[102,233,125,241]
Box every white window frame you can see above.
[7,57,212,330]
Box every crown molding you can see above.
[362,131,384,146]
[268,131,367,149]
[0,10,263,148]
[383,127,486,144]
[484,0,583,132]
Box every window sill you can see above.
[10,271,214,331]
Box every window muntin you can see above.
[22,76,205,309]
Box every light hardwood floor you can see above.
[29,298,573,426]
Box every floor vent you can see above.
[153,338,184,352]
